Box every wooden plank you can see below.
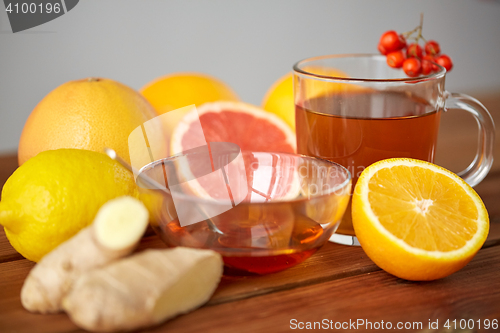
[212,219,500,305]
[212,242,378,305]
[474,171,500,218]
[0,260,78,333]
[484,216,500,250]
[0,229,24,263]
[139,244,500,333]
[3,218,498,307]
[1,221,499,333]
[0,241,378,332]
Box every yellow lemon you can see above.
[0,149,139,262]
[352,158,489,281]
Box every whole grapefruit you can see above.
[18,78,157,165]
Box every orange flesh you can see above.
[367,165,478,252]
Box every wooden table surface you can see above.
[1,94,500,332]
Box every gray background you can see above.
[1,0,499,154]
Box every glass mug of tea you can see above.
[293,54,495,246]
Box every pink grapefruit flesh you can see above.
[171,101,296,156]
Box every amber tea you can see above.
[296,90,442,235]
[296,91,442,180]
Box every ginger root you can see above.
[21,196,149,313]
[62,247,223,332]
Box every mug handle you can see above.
[444,92,495,187]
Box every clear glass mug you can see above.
[293,54,495,246]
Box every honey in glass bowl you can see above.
[139,149,351,274]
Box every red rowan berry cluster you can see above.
[377,15,453,77]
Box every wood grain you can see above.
[0,229,23,263]
[1,221,499,333]
[474,171,500,218]
[0,260,77,333]
[142,245,500,333]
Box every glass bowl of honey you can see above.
[137,144,351,274]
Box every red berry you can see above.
[424,40,441,56]
[423,55,439,71]
[421,59,434,75]
[435,54,453,72]
[379,30,406,53]
[423,54,434,61]
[406,43,423,58]
[403,58,422,77]
[378,43,388,55]
[398,35,407,50]
[386,50,406,68]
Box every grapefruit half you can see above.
[170,101,296,156]
[169,102,299,203]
